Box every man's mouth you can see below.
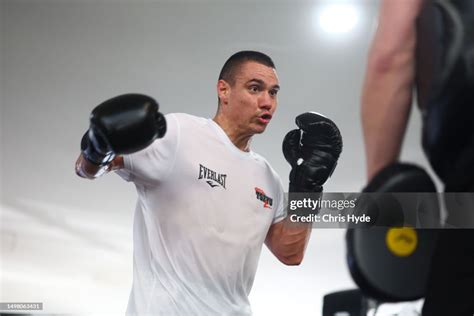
[258,113,272,124]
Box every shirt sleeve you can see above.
[115,113,179,186]
[272,176,287,224]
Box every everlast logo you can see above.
[255,187,273,209]
[198,164,227,189]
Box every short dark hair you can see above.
[218,50,275,86]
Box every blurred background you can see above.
[0,0,435,314]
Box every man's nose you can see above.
[259,92,274,110]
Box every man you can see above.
[361,1,474,315]
[75,51,341,315]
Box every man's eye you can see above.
[270,90,278,96]
[249,85,260,92]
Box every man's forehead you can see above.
[236,61,279,84]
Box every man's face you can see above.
[218,61,280,135]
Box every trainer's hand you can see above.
[81,93,166,166]
[282,112,342,192]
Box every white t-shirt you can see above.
[117,113,286,316]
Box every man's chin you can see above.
[248,121,269,135]
[254,125,267,134]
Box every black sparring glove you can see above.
[283,112,343,192]
[81,93,167,166]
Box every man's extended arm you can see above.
[361,0,424,180]
[74,94,166,180]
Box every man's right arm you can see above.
[74,94,167,180]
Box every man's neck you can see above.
[213,115,252,152]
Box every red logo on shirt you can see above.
[255,187,273,209]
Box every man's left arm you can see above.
[265,219,312,265]
[266,112,342,265]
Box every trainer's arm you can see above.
[75,154,124,179]
[265,219,312,266]
[361,0,424,181]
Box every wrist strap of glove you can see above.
[289,182,323,193]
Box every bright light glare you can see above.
[317,4,360,34]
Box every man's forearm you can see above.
[361,52,415,180]
[361,0,423,181]
[265,218,312,266]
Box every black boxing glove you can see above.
[81,93,166,166]
[283,112,343,193]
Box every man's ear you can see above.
[217,79,230,106]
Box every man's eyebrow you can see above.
[247,79,280,90]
